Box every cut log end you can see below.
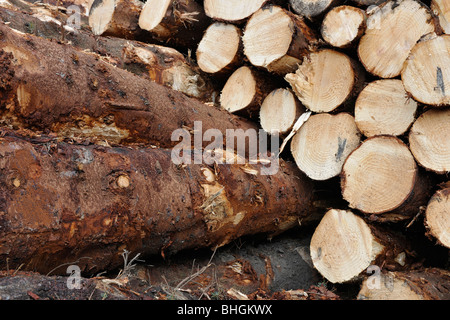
[196,22,241,74]
[243,6,296,69]
[402,35,450,106]
[138,0,172,32]
[358,268,450,300]
[425,186,450,249]
[285,49,360,113]
[310,209,383,284]
[409,108,450,174]
[88,0,116,36]
[432,0,450,34]
[259,88,304,135]
[355,79,418,137]
[204,0,268,22]
[289,0,337,19]
[220,66,257,113]
[321,5,366,48]
[290,112,361,181]
[358,0,436,78]
[88,0,142,38]
[243,5,317,74]
[341,136,418,215]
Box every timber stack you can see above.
[0,0,448,300]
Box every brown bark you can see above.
[0,6,215,101]
[0,23,255,148]
[0,130,315,275]
[358,268,450,300]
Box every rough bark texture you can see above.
[0,23,255,147]
[0,131,315,275]
[0,6,215,101]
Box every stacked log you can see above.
[0,0,448,301]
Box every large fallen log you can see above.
[0,6,215,101]
[0,131,315,275]
[0,23,254,147]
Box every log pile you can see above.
[0,0,448,300]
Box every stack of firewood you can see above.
[0,0,448,300]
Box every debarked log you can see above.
[0,132,315,275]
[0,23,255,147]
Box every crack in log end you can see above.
[336,137,347,162]
[437,66,445,96]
